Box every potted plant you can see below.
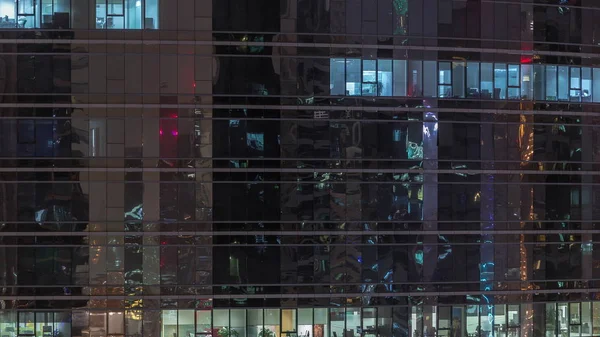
[218,327,240,337]
[259,328,276,337]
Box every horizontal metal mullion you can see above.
[0,288,597,300]
[0,168,593,174]
[0,230,595,235]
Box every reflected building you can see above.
[1,1,600,337]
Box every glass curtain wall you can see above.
[3,305,596,337]
[95,0,144,29]
[0,0,159,28]
[329,58,600,102]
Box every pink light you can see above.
[172,130,179,136]
[159,129,163,135]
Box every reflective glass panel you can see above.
[423,60,437,97]
[466,62,479,98]
[346,59,361,96]
[521,64,533,99]
[393,60,407,96]
[558,66,569,101]
[377,60,393,96]
[362,60,377,96]
[582,67,592,101]
[546,65,558,101]
[330,58,346,95]
[452,61,465,98]
[494,63,507,99]
[480,63,493,99]
[408,60,422,97]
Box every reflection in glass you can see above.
[467,305,481,336]
[231,309,247,337]
[329,58,346,95]
[248,309,264,337]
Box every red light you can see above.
[520,56,533,64]
[172,130,178,136]
[193,82,196,88]
[159,129,163,135]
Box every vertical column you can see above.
[195,0,213,303]
[0,43,17,300]
[105,108,126,335]
[86,108,109,335]
[422,106,438,284]
[86,50,109,320]
[142,106,161,337]
[581,116,595,281]
[480,112,495,330]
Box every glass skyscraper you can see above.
[1,0,600,337]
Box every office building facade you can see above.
[1,0,600,337]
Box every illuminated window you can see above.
[521,64,533,99]
[408,60,422,97]
[362,60,377,96]
[327,58,600,104]
[466,62,479,98]
[480,63,493,99]
[582,67,592,102]
[570,67,582,102]
[546,65,558,101]
[378,60,393,96]
[558,65,569,101]
[508,64,520,99]
[346,59,361,96]
[0,0,71,28]
[393,60,407,96]
[96,0,158,29]
[593,68,600,102]
[533,64,546,100]
[494,63,507,99]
